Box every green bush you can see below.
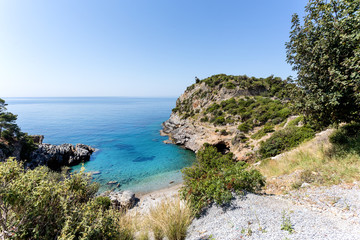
[180,144,265,214]
[259,126,315,158]
[238,122,252,133]
[329,122,360,155]
[224,82,236,89]
[251,124,274,140]
[0,159,134,240]
[214,116,225,126]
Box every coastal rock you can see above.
[28,143,95,170]
[107,181,118,185]
[107,191,136,210]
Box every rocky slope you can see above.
[162,74,296,160]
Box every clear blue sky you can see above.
[0,0,308,97]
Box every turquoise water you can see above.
[4,97,195,193]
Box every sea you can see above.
[4,97,195,193]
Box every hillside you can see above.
[162,74,311,161]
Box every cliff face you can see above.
[162,74,295,160]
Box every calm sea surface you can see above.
[4,97,195,193]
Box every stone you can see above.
[107,181,118,185]
[301,182,311,188]
[107,191,136,210]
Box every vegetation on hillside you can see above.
[259,123,360,187]
[204,96,292,129]
[172,75,296,120]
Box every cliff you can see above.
[162,74,297,160]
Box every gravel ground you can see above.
[186,184,360,240]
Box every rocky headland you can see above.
[0,135,95,170]
[161,74,296,161]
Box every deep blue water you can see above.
[4,97,195,193]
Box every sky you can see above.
[0,0,309,97]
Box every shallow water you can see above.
[5,97,195,193]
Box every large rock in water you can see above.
[28,143,95,170]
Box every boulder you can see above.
[107,191,136,210]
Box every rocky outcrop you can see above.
[161,74,295,161]
[27,143,95,170]
[162,113,236,154]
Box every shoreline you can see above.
[136,182,183,199]
[132,183,183,213]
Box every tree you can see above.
[286,0,360,127]
[0,98,21,141]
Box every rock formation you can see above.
[27,143,95,170]
[162,74,295,160]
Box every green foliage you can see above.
[0,159,134,240]
[281,211,294,234]
[286,0,360,127]
[201,96,292,131]
[287,116,304,127]
[329,122,360,155]
[19,133,38,161]
[180,144,265,214]
[238,122,252,133]
[251,124,274,140]
[173,74,297,121]
[0,99,21,142]
[213,116,225,126]
[259,126,315,158]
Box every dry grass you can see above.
[258,140,360,187]
[144,198,194,240]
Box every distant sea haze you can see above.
[5,97,195,193]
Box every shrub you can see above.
[259,126,315,158]
[329,122,360,155]
[181,144,265,214]
[214,116,225,126]
[251,124,274,140]
[220,129,228,135]
[238,122,252,133]
[225,82,236,89]
[0,158,134,240]
[287,115,304,127]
